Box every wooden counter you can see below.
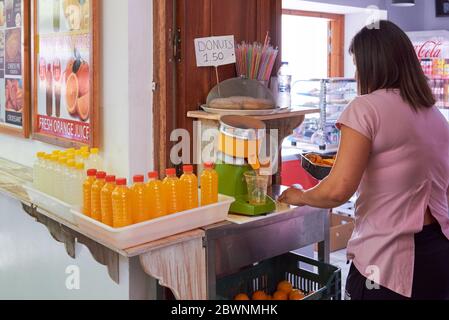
[0,156,330,300]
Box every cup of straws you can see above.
[235,35,279,87]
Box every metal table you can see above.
[202,186,330,299]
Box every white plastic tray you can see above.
[23,184,77,225]
[70,194,234,250]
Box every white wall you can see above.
[344,9,388,77]
[0,196,130,299]
[0,0,154,181]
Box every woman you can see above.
[279,20,449,300]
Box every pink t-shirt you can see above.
[337,89,449,298]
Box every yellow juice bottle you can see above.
[131,175,149,223]
[163,168,183,215]
[83,169,97,217]
[91,171,107,221]
[101,175,116,227]
[146,172,167,219]
[201,163,219,206]
[180,165,199,210]
[112,178,133,228]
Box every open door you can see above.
[153,0,282,173]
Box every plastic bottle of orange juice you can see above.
[112,178,133,228]
[201,163,219,206]
[83,169,97,217]
[180,165,199,210]
[131,175,149,224]
[91,171,107,221]
[163,168,184,215]
[101,175,116,227]
[146,172,166,219]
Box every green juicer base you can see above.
[215,163,276,216]
[230,195,277,216]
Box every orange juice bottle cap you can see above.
[204,163,215,169]
[87,169,97,177]
[105,175,116,183]
[133,175,144,183]
[96,171,107,179]
[183,165,194,173]
[166,168,176,176]
[116,178,127,186]
[148,172,159,179]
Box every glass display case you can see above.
[291,78,357,152]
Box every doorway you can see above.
[282,9,345,81]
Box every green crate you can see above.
[216,253,342,300]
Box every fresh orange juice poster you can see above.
[35,0,91,144]
[0,0,23,127]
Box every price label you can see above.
[194,35,236,67]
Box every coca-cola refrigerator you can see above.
[408,30,449,120]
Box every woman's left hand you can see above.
[278,187,306,207]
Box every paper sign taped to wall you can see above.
[194,35,236,67]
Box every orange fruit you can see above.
[76,62,90,97]
[289,289,306,300]
[272,291,289,301]
[77,93,90,122]
[66,73,79,115]
[234,293,250,301]
[277,281,293,294]
[252,291,268,301]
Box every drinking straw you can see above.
[235,35,278,81]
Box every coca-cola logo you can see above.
[414,40,442,58]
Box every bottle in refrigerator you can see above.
[200,163,219,206]
[163,168,183,215]
[146,172,166,219]
[112,178,133,228]
[180,165,198,210]
[277,62,292,109]
[91,171,107,221]
[83,169,97,217]
[131,175,149,224]
[101,175,116,227]
[40,154,52,194]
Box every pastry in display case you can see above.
[291,78,357,152]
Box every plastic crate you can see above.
[216,253,341,300]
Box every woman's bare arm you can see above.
[279,126,372,208]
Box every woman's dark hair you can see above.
[349,20,435,110]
